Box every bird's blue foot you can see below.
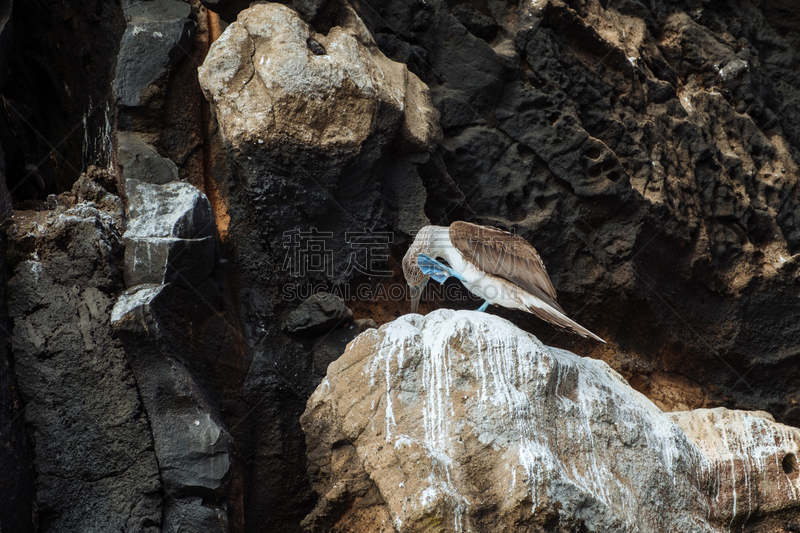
[417,253,465,284]
[476,301,490,312]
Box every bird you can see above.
[402,221,605,343]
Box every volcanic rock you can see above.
[302,310,800,532]
[5,173,161,532]
[198,3,440,156]
[197,6,444,525]
[118,131,180,185]
[122,179,216,287]
[115,0,195,107]
[112,282,234,533]
[284,292,354,338]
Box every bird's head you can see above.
[402,226,434,313]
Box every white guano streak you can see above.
[370,311,715,531]
[369,318,416,440]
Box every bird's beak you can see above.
[409,279,427,313]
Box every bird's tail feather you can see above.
[524,298,606,343]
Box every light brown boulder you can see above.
[302,310,800,532]
[197,3,441,155]
[669,408,800,524]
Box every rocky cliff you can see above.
[1,0,800,531]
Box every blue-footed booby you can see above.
[402,221,605,343]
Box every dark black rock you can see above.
[0,0,14,215]
[10,0,800,529]
[449,4,498,42]
[284,293,354,338]
[0,144,13,219]
[125,235,216,287]
[118,131,180,185]
[112,282,233,533]
[199,0,251,23]
[5,188,161,532]
[114,0,195,107]
[293,0,330,21]
[0,232,33,533]
[313,318,377,375]
[4,0,124,192]
[123,0,191,19]
[0,0,12,93]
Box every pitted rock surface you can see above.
[352,0,800,427]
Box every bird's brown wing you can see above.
[449,221,562,311]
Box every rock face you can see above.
[4,167,233,532]
[284,292,354,337]
[122,179,216,287]
[670,408,800,524]
[197,4,444,529]
[114,0,195,107]
[198,3,439,279]
[112,283,234,533]
[118,131,180,185]
[191,0,800,530]
[5,171,163,532]
[357,0,800,423]
[198,3,440,157]
[6,0,800,530]
[3,0,123,194]
[302,310,800,532]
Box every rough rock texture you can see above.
[115,0,195,108]
[6,0,800,530]
[350,0,800,425]
[670,407,800,524]
[284,293,354,337]
[194,0,800,529]
[302,310,800,532]
[199,3,440,156]
[5,171,162,532]
[122,179,216,287]
[198,2,440,275]
[112,282,234,533]
[118,131,180,185]
[114,0,207,190]
[197,4,443,529]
